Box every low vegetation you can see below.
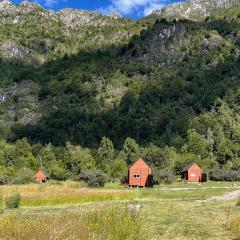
[0,204,141,240]
[0,181,240,239]
[0,182,136,207]
[228,215,240,238]
[4,193,21,209]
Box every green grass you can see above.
[157,181,240,189]
[0,204,141,240]
[139,188,235,201]
[141,199,238,240]
[21,191,136,207]
[1,181,240,239]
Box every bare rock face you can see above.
[57,9,116,28]
[19,1,43,13]
[107,12,122,20]
[0,41,33,60]
[0,0,11,8]
[0,1,120,27]
[0,82,42,126]
[152,0,240,20]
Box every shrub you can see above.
[11,168,35,185]
[209,168,240,181]
[0,176,8,185]
[78,170,107,187]
[120,175,129,185]
[48,163,69,181]
[5,193,21,209]
[154,170,176,184]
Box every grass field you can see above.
[1,181,240,239]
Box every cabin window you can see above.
[133,174,141,178]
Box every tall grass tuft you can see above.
[5,193,21,209]
[0,203,142,240]
[228,215,240,237]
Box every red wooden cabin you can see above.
[181,163,206,182]
[129,159,153,187]
[35,171,48,183]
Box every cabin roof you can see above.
[35,170,47,178]
[130,158,150,168]
[181,163,199,173]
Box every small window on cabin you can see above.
[133,174,141,178]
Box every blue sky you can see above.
[12,0,184,18]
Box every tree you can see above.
[183,129,208,159]
[37,144,56,167]
[48,162,69,181]
[97,137,114,171]
[64,142,95,176]
[110,159,128,180]
[15,138,39,169]
[121,138,140,166]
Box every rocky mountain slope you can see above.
[152,0,240,20]
[0,0,240,149]
[0,0,141,61]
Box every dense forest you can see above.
[1,3,240,184]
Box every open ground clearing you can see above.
[0,181,240,240]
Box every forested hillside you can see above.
[1,0,240,183]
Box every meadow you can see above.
[1,181,240,240]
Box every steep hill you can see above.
[0,0,240,151]
[151,0,240,20]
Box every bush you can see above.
[48,163,69,181]
[5,193,21,209]
[209,168,240,181]
[154,169,176,184]
[120,175,128,185]
[0,176,8,185]
[11,168,35,185]
[78,170,107,187]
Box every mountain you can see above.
[0,0,239,151]
[151,0,240,20]
[0,1,139,61]
[1,0,240,182]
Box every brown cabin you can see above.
[35,171,48,183]
[181,163,207,182]
[129,159,153,188]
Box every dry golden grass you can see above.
[0,204,141,240]
[228,215,240,238]
[0,181,135,207]
[1,182,240,240]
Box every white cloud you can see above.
[143,2,165,16]
[26,0,67,8]
[44,0,59,7]
[102,0,166,17]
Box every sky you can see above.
[12,0,184,19]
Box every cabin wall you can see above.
[187,165,203,182]
[129,159,152,187]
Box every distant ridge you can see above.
[151,0,240,20]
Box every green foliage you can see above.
[0,7,240,182]
[5,193,21,209]
[64,142,95,176]
[48,162,68,181]
[97,137,115,171]
[110,159,128,180]
[121,138,140,166]
[78,170,107,187]
[209,168,240,181]
[153,169,176,184]
[10,168,35,185]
